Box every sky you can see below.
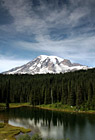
[0,0,95,72]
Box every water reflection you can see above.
[0,107,95,140]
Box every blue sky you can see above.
[0,0,95,72]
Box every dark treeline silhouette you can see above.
[0,68,95,110]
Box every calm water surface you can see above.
[0,107,95,140]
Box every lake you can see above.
[0,107,95,140]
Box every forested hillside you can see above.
[0,68,95,110]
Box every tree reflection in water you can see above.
[0,107,95,140]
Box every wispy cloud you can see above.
[0,0,95,70]
[15,35,95,65]
[2,0,93,34]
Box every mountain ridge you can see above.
[3,55,88,74]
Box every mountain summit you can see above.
[3,55,88,74]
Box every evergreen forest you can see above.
[0,68,95,110]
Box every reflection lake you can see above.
[0,107,95,140]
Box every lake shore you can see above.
[0,123,31,140]
[36,104,95,115]
[0,103,31,110]
[1,103,95,114]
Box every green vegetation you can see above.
[18,134,69,140]
[0,103,31,109]
[0,123,31,140]
[0,103,31,111]
[0,102,95,114]
[18,134,42,140]
[9,103,31,108]
[0,123,5,128]
[0,103,6,111]
[37,103,95,113]
[0,68,95,111]
[37,103,76,111]
[0,103,5,107]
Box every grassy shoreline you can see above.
[0,123,31,140]
[9,103,31,108]
[36,103,95,114]
[0,103,31,110]
[0,103,95,114]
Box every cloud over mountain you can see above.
[0,0,95,72]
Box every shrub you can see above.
[18,134,69,140]
[18,134,42,140]
[31,134,42,140]
[0,123,5,128]
[18,134,31,140]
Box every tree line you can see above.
[0,68,95,110]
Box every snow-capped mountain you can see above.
[3,55,88,74]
